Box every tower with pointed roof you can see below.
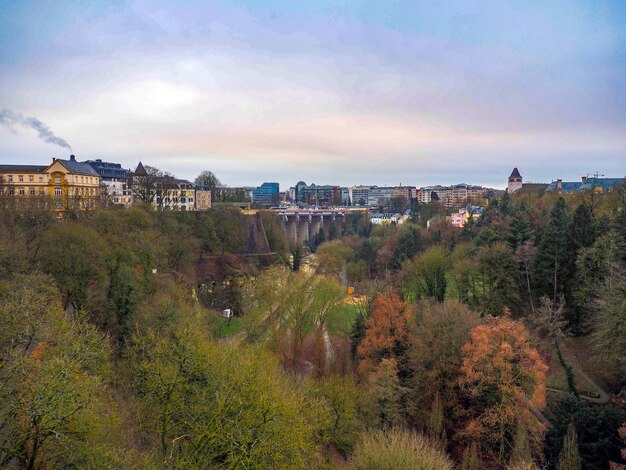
[508,167,523,194]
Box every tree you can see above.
[356,291,411,375]
[557,422,581,470]
[454,243,519,316]
[194,170,222,201]
[38,223,107,309]
[308,375,361,455]
[0,274,123,468]
[571,202,597,250]
[361,358,405,430]
[242,267,343,373]
[349,428,453,470]
[591,274,626,384]
[130,328,319,468]
[132,165,178,207]
[407,300,479,432]
[610,423,626,470]
[572,233,622,334]
[315,240,352,278]
[509,423,534,469]
[391,224,422,269]
[545,395,626,470]
[458,317,548,465]
[534,197,573,304]
[400,247,448,302]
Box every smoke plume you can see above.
[0,108,72,150]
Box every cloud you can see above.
[0,108,72,150]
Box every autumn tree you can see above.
[458,317,548,465]
[356,291,411,375]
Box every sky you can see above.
[0,0,625,189]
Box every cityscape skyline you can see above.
[1,1,625,188]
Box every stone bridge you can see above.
[266,209,358,245]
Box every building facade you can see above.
[194,186,212,210]
[0,155,101,217]
[293,182,341,207]
[252,182,279,207]
[85,159,133,206]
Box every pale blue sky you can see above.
[1,0,624,188]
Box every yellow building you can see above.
[0,155,101,217]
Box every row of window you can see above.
[3,175,98,184]
[1,187,97,197]
[5,175,45,183]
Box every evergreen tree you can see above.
[392,225,422,269]
[534,197,573,303]
[557,422,581,470]
[571,203,596,250]
[291,244,303,271]
[350,311,368,360]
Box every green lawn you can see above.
[212,316,245,338]
[327,302,361,336]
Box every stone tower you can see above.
[508,167,523,194]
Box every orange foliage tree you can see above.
[458,316,548,466]
[356,291,411,376]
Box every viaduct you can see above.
[268,208,366,246]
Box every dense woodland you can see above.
[1,188,626,469]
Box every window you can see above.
[29,175,33,182]
[19,175,23,182]
[55,177,61,184]
[8,175,12,182]
[54,188,62,196]
[8,188,14,195]
[29,188,35,196]
[19,188,24,195]
[39,176,43,182]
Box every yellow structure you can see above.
[0,155,101,217]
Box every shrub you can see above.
[350,428,453,470]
